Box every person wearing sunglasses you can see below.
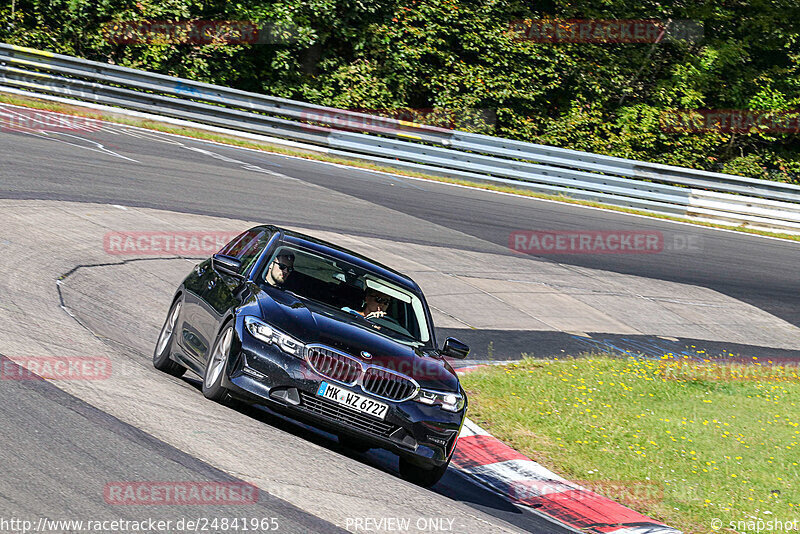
[265,252,295,287]
[359,289,392,319]
[341,287,392,320]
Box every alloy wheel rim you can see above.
[156,301,181,356]
[206,327,232,386]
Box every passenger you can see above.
[265,252,295,287]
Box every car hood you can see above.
[257,289,459,390]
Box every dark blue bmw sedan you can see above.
[153,225,470,486]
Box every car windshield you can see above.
[261,245,431,346]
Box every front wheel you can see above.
[399,457,450,487]
[202,323,234,402]
[153,299,186,377]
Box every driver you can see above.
[342,288,392,319]
[359,289,391,319]
[265,252,295,287]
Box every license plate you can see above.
[316,381,389,420]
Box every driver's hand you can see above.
[365,310,386,319]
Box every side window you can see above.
[218,229,270,272]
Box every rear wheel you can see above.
[399,456,450,487]
[202,323,234,402]
[153,299,186,377]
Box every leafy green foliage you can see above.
[1,0,798,182]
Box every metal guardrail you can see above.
[2,42,800,233]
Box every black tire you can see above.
[153,299,186,377]
[338,433,372,453]
[202,323,234,402]
[399,456,450,487]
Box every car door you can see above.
[176,258,216,364]
[195,228,272,368]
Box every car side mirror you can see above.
[442,337,470,359]
[212,254,243,276]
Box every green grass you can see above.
[460,355,800,534]
[1,91,799,244]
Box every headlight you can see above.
[244,316,304,358]
[414,388,465,412]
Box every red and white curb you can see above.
[452,367,681,534]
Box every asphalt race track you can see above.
[1,108,799,533]
[0,355,345,534]
[0,202,562,533]
[2,118,799,360]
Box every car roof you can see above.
[259,225,422,293]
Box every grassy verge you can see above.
[2,91,799,243]
[459,355,800,534]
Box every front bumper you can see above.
[222,323,465,467]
